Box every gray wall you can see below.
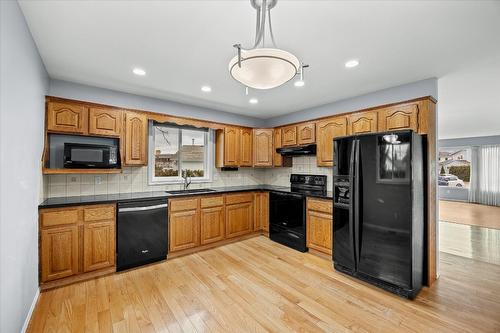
[49,79,266,128]
[0,1,49,332]
[266,78,438,126]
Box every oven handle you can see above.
[118,203,168,213]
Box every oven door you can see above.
[269,191,306,252]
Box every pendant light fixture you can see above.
[229,0,308,90]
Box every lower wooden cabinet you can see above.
[200,205,225,245]
[306,198,333,255]
[225,202,254,238]
[39,204,116,286]
[254,192,269,232]
[169,209,200,251]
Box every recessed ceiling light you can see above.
[132,67,146,76]
[249,98,258,104]
[201,86,212,92]
[294,80,305,87]
[345,59,359,68]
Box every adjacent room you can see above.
[1,1,499,332]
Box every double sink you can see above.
[165,188,216,195]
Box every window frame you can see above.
[148,121,213,185]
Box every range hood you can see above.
[276,144,317,156]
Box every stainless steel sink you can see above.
[166,188,216,195]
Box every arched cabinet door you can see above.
[124,112,148,166]
[89,108,122,137]
[253,129,273,167]
[348,111,378,135]
[297,122,316,145]
[47,102,88,134]
[316,116,347,167]
[378,104,419,132]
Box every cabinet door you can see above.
[41,226,79,282]
[253,129,273,167]
[224,127,240,167]
[282,126,297,146]
[306,210,332,255]
[83,220,115,272]
[273,128,284,167]
[169,210,199,252]
[47,102,88,134]
[261,192,269,232]
[297,123,316,145]
[316,116,347,167]
[254,193,262,231]
[348,111,378,135]
[240,128,253,167]
[200,206,225,245]
[124,112,148,166]
[225,202,253,238]
[379,104,419,132]
[89,108,122,137]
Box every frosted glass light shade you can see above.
[228,48,300,90]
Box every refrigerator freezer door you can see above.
[356,132,413,289]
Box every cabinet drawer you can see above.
[40,208,82,227]
[170,198,199,212]
[201,196,224,208]
[83,205,115,222]
[225,193,253,205]
[307,198,333,214]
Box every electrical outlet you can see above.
[95,176,102,185]
[70,177,77,183]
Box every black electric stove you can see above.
[269,174,327,252]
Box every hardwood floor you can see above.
[28,236,500,333]
[440,221,500,266]
[440,200,500,229]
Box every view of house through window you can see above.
[438,147,471,189]
[150,122,210,183]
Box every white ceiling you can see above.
[19,1,500,119]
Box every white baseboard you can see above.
[21,288,40,333]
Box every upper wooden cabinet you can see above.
[253,129,274,167]
[88,108,122,137]
[240,128,253,167]
[348,111,378,135]
[216,127,240,167]
[282,125,297,146]
[297,122,316,145]
[124,112,148,166]
[316,116,347,167]
[378,103,419,132]
[47,102,88,134]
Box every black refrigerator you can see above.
[332,130,424,299]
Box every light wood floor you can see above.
[440,200,500,229]
[28,236,500,333]
[440,221,500,266]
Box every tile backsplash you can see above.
[42,156,332,199]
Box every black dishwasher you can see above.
[117,198,168,271]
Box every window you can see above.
[438,147,471,189]
[149,122,212,184]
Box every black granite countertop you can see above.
[39,185,333,208]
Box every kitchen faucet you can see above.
[181,170,192,190]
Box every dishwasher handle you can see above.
[118,203,168,213]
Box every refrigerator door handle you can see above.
[348,139,357,269]
[354,139,361,266]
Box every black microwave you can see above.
[64,143,119,168]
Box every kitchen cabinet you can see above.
[378,103,419,132]
[225,193,254,238]
[282,125,297,146]
[124,112,148,166]
[316,116,347,167]
[306,198,333,255]
[39,204,116,286]
[216,126,240,167]
[254,192,269,232]
[47,101,88,134]
[169,197,200,252]
[253,129,274,167]
[200,196,225,245]
[348,111,378,135]
[88,107,122,137]
[273,128,292,167]
[297,122,316,145]
[240,128,253,167]
[83,220,115,272]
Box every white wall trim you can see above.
[21,288,40,333]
